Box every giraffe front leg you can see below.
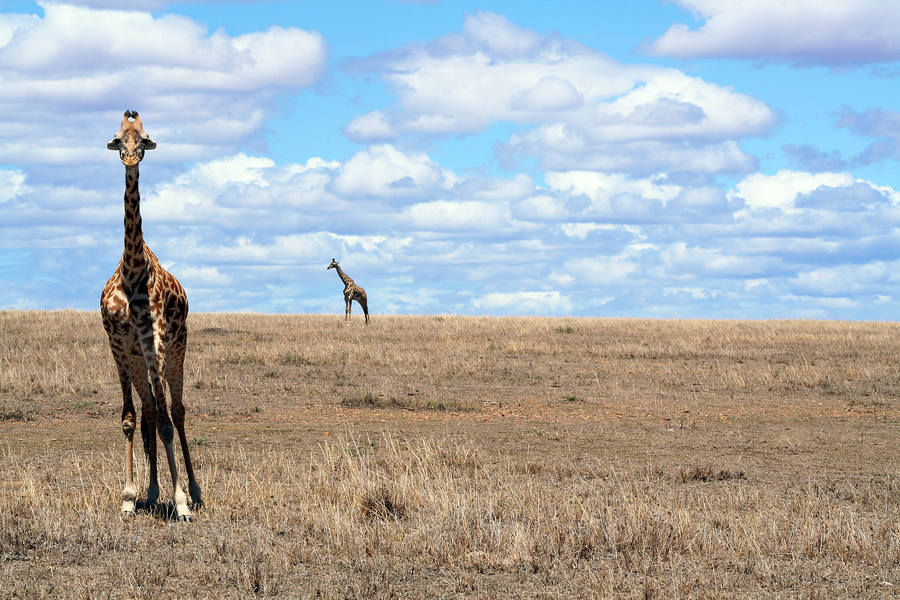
[122,414,137,516]
[132,358,159,508]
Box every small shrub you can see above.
[217,353,264,366]
[424,398,468,411]
[277,352,314,366]
[342,392,394,408]
[680,466,746,483]
[0,407,26,421]
[358,486,406,521]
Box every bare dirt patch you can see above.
[1,311,898,598]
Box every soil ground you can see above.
[1,311,898,598]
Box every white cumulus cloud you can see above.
[644,0,900,66]
[332,145,458,201]
[472,291,574,315]
[730,169,859,210]
[0,168,27,203]
[346,11,774,175]
[0,3,327,169]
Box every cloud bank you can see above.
[1,4,900,320]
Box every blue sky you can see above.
[2,0,900,319]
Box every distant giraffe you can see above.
[101,110,201,521]
[327,258,370,324]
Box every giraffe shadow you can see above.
[132,499,197,522]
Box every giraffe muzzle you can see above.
[122,153,141,167]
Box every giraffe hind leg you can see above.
[149,344,192,522]
[166,340,202,508]
[358,298,370,325]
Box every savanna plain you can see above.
[0,311,898,599]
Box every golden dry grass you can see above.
[1,310,898,599]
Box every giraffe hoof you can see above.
[189,482,203,508]
[178,514,194,523]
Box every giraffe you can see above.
[327,258,370,324]
[100,110,201,521]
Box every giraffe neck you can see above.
[120,165,148,291]
[334,265,354,288]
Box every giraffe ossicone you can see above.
[101,110,201,521]
[327,258,370,324]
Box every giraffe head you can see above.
[107,110,157,168]
[327,259,339,270]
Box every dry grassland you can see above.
[1,310,898,599]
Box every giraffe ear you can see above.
[142,137,157,150]
[108,131,124,150]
